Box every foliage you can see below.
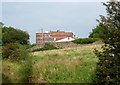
[23,43,39,49]
[72,38,100,44]
[18,49,33,83]
[31,43,39,47]
[2,45,34,83]
[89,25,103,38]
[1,22,33,83]
[2,26,30,46]
[0,22,3,46]
[2,43,21,59]
[32,43,58,52]
[0,22,2,56]
[2,45,101,83]
[95,1,120,84]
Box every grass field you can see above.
[2,44,101,83]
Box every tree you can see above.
[2,26,30,45]
[95,1,120,84]
[89,25,103,38]
[0,22,3,41]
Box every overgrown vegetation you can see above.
[2,45,101,83]
[72,38,100,44]
[2,43,21,59]
[1,22,34,83]
[94,1,120,84]
[2,46,34,83]
[32,43,58,52]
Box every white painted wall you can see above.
[55,37,75,42]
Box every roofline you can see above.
[36,32,73,34]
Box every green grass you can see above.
[2,44,102,83]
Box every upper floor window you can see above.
[45,38,47,40]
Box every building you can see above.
[36,30,76,43]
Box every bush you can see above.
[31,44,38,47]
[72,38,100,44]
[94,1,120,84]
[18,49,33,83]
[2,43,21,59]
[2,43,34,83]
[32,43,58,52]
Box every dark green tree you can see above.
[2,26,30,45]
[89,25,103,38]
[0,22,3,41]
[95,1,120,84]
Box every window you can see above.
[49,38,51,40]
[68,37,70,40]
[49,35,52,37]
[45,38,47,40]
[41,38,43,40]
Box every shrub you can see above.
[72,38,100,44]
[31,44,38,47]
[2,43,34,83]
[22,44,39,50]
[2,43,21,59]
[18,49,33,83]
[94,1,120,84]
[32,43,58,52]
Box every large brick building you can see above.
[36,30,75,43]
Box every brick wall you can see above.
[36,31,74,43]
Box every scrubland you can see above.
[2,44,101,83]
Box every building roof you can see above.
[36,30,73,34]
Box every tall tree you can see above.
[0,22,3,45]
[2,26,30,45]
[95,1,120,84]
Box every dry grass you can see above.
[2,44,102,83]
[31,44,101,83]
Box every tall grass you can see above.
[2,44,102,83]
[32,45,101,83]
[2,45,34,83]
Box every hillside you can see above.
[30,40,103,51]
[2,44,102,83]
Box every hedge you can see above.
[72,38,101,44]
[32,43,58,52]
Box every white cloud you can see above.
[1,0,114,2]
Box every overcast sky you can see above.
[2,0,111,2]
[2,2,106,44]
